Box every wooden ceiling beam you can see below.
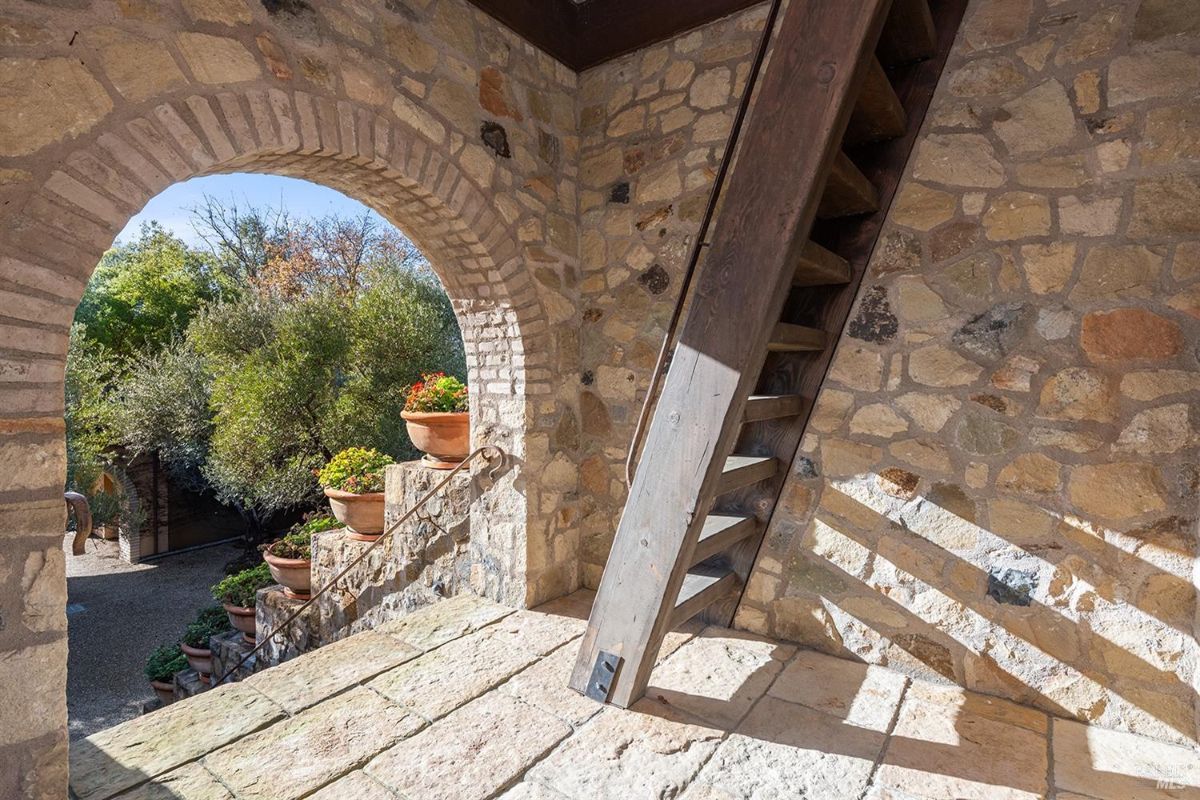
[464,0,766,71]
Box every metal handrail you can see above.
[623,0,784,488]
[213,444,507,685]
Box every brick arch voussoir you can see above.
[4,87,543,349]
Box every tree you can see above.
[64,326,126,525]
[74,223,228,360]
[186,266,465,530]
[190,196,426,299]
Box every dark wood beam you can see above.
[464,0,767,71]
[571,0,766,69]
[569,0,891,708]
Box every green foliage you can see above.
[75,223,229,360]
[144,643,187,683]
[317,447,391,494]
[265,513,339,560]
[183,606,232,649]
[113,339,213,493]
[404,373,468,413]
[66,202,464,535]
[211,562,274,608]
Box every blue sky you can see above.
[117,173,389,246]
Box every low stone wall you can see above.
[256,461,473,666]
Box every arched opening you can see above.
[64,169,488,735]
[3,82,578,790]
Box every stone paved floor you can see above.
[65,534,244,739]
[69,591,1200,800]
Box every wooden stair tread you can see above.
[818,152,880,219]
[846,57,907,145]
[744,395,805,422]
[768,322,827,352]
[878,0,937,66]
[670,566,740,628]
[693,514,759,564]
[794,241,852,287]
[718,456,777,494]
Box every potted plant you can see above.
[261,513,340,600]
[180,606,231,684]
[211,563,274,644]
[144,643,187,705]
[402,373,470,469]
[318,447,391,541]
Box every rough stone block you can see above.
[246,630,419,714]
[70,683,284,800]
[204,688,424,800]
[365,693,571,800]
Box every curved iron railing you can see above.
[213,444,507,685]
[623,0,784,488]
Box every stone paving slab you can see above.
[244,630,420,714]
[374,592,513,652]
[527,699,724,799]
[499,641,605,729]
[1051,718,1200,800]
[305,770,402,800]
[769,648,908,731]
[874,680,1050,800]
[70,682,285,800]
[496,782,572,799]
[110,763,233,800]
[368,608,582,719]
[365,692,572,800]
[682,695,889,799]
[203,687,424,800]
[69,592,1200,800]
[645,627,794,729]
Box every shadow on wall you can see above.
[759,471,1197,746]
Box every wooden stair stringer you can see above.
[568,0,894,710]
[705,0,974,629]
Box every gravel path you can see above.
[65,535,245,740]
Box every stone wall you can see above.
[731,0,1200,747]
[573,6,771,586]
[0,0,584,793]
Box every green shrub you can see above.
[265,513,339,560]
[183,606,232,649]
[144,643,187,683]
[317,447,391,494]
[211,562,273,608]
[403,372,468,413]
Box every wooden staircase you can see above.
[570,0,968,708]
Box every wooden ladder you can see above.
[570,0,967,708]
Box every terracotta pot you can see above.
[180,642,213,678]
[223,602,256,645]
[324,488,385,541]
[263,550,312,600]
[149,680,174,706]
[402,410,469,469]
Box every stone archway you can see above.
[0,3,584,791]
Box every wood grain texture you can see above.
[569,0,892,708]
[464,0,765,70]
[878,0,938,66]
[846,57,908,145]
[818,152,880,218]
[711,0,972,629]
[794,241,853,286]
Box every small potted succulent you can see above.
[144,643,187,705]
[261,513,340,600]
[318,447,391,541]
[402,373,469,469]
[211,563,274,644]
[180,606,231,684]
